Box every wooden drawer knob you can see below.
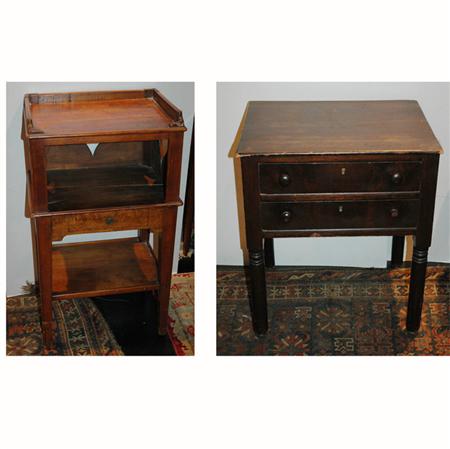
[279,173,291,187]
[390,208,399,218]
[105,216,115,225]
[281,210,292,222]
[391,172,402,185]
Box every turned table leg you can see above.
[389,236,405,268]
[406,246,429,332]
[264,238,275,268]
[405,153,439,332]
[36,216,55,348]
[157,208,178,335]
[248,248,268,335]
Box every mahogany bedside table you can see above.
[21,89,186,348]
[233,100,442,335]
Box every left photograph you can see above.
[6,82,195,356]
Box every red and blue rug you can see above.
[168,273,195,355]
[7,272,194,356]
[217,266,449,355]
[6,295,123,356]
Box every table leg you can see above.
[406,246,429,332]
[249,249,268,335]
[264,238,275,268]
[36,217,55,348]
[389,236,405,268]
[241,156,268,335]
[30,217,40,293]
[406,153,439,332]
[157,208,177,335]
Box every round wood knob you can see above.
[105,217,115,225]
[391,172,402,185]
[279,173,291,187]
[281,210,292,222]
[390,208,399,218]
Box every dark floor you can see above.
[178,253,194,273]
[92,292,175,356]
[92,252,194,356]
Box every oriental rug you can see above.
[168,272,195,355]
[7,295,123,356]
[217,266,449,356]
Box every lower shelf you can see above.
[52,238,159,299]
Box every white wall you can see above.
[7,82,194,296]
[217,82,450,266]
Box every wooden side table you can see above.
[233,100,442,335]
[22,89,186,348]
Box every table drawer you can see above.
[259,161,422,194]
[260,199,420,231]
[51,207,164,241]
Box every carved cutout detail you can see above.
[169,117,185,128]
[87,143,99,156]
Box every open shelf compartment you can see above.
[46,140,166,211]
[52,238,159,300]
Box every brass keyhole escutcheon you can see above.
[341,167,346,175]
[338,205,344,213]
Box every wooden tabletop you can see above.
[234,100,443,156]
[23,89,185,139]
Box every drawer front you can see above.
[260,200,420,231]
[51,208,164,241]
[259,161,422,194]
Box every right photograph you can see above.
[217,82,450,356]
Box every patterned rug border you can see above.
[167,272,195,356]
[217,265,449,282]
[7,295,124,356]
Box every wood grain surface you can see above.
[24,89,186,138]
[235,100,443,156]
[52,238,159,299]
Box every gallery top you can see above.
[22,89,186,140]
[234,100,443,156]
